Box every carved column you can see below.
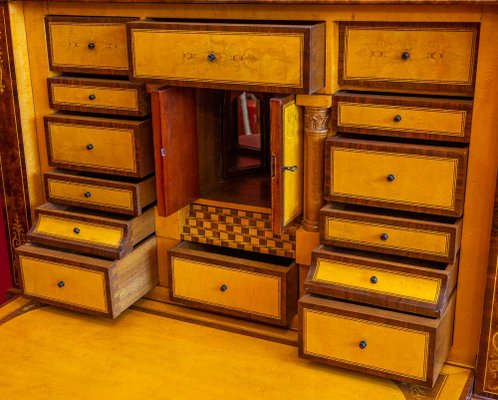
[302,106,330,232]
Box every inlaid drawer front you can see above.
[48,76,151,117]
[298,294,456,386]
[46,16,138,75]
[27,203,155,259]
[44,114,153,178]
[339,22,479,95]
[305,246,458,317]
[333,92,473,143]
[325,137,468,217]
[44,170,156,216]
[128,21,325,94]
[168,241,298,326]
[17,237,158,318]
[320,206,462,263]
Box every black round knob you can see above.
[380,233,389,241]
[220,284,228,292]
[84,192,92,198]
[386,174,395,182]
[401,51,410,60]
[86,144,94,150]
[370,276,379,284]
[359,340,367,349]
[393,115,402,122]
[73,227,80,234]
[88,42,96,50]
[88,94,96,101]
[58,281,65,288]
[207,53,216,62]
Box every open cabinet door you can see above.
[152,87,199,216]
[271,95,303,234]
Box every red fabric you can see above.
[0,207,12,303]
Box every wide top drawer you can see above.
[339,22,479,95]
[128,20,325,94]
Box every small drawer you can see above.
[27,203,155,260]
[333,92,473,143]
[128,20,325,94]
[299,293,456,386]
[48,76,151,117]
[17,236,158,318]
[305,245,458,317]
[168,241,298,326]
[44,114,154,178]
[339,22,479,95]
[45,16,138,75]
[44,170,156,216]
[320,205,462,263]
[325,137,468,217]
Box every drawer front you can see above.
[171,257,281,319]
[302,307,429,381]
[20,255,108,313]
[339,23,479,94]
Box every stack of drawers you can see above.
[16,16,158,319]
[299,22,479,386]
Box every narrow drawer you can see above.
[305,245,457,317]
[333,92,473,143]
[17,236,158,318]
[339,22,479,95]
[168,241,298,326]
[45,16,138,75]
[320,205,462,263]
[44,170,156,216]
[44,114,154,178]
[27,203,155,260]
[128,20,325,94]
[299,293,456,386]
[325,137,468,217]
[48,76,151,117]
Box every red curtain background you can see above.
[0,206,12,303]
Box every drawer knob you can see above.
[207,53,217,62]
[73,227,80,234]
[88,42,96,50]
[370,276,379,284]
[380,233,389,241]
[88,94,96,101]
[393,115,402,122]
[86,144,94,151]
[359,340,367,349]
[386,174,395,182]
[220,284,228,292]
[84,191,92,198]
[401,51,410,60]
[57,281,65,288]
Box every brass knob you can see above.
[84,192,92,198]
[220,284,228,292]
[58,281,65,288]
[88,42,96,50]
[73,227,80,234]
[386,174,395,182]
[86,144,94,150]
[88,94,96,101]
[370,276,379,284]
[401,51,410,60]
[380,233,388,241]
[359,340,367,349]
[393,115,402,122]
[207,53,217,62]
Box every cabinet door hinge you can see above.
[160,148,166,157]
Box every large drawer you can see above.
[305,245,458,317]
[27,203,155,259]
[320,205,462,263]
[339,22,479,95]
[168,241,298,326]
[48,76,151,117]
[333,92,473,143]
[299,293,456,386]
[45,16,138,75]
[325,137,468,217]
[128,20,325,94]
[44,170,156,216]
[17,236,158,318]
[44,114,154,178]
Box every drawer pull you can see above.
[380,233,389,241]
[283,165,298,172]
[73,227,80,235]
[359,340,367,349]
[219,284,228,292]
[393,115,402,122]
[370,276,379,284]
[207,53,217,62]
[386,174,395,183]
[84,191,92,198]
[87,42,96,50]
[86,144,94,151]
[401,51,410,60]
[88,94,96,101]
[57,281,65,288]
